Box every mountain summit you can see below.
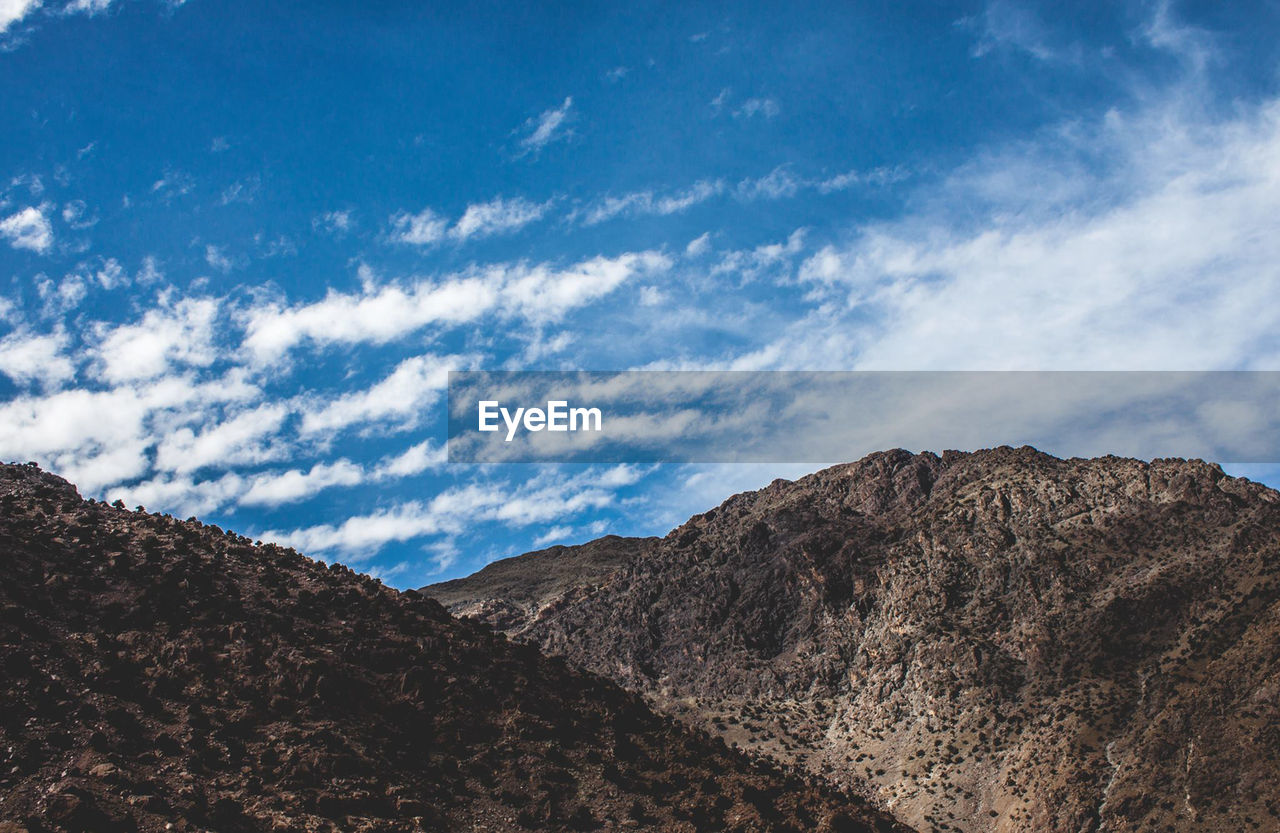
[428,447,1280,833]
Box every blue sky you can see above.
[2,0,1279,587]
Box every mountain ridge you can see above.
[0,461,907,833]
[426,447,1280,833]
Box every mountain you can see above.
[0,462,907,833]
[429,536,658,634]
[425,447,1280,833]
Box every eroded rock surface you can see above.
[427,447,1280,833]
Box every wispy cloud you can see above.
[298,352,459,436]
[62,0,113,16]
[204,244,234,273]
[517,96,574,155]
[218,176,260,206]
[736,166,800,200]
[242,250,669,363]
[712,228,808,281]
[154,402,291,475]
[390,198,549,244]
[735,97,780,119]
[389,207,447,245]
[574,166,902,227]
[963,1,1066,62]
[263,467,630,558]
[741,98,1280,371]
[239,459,366,506]
[450,196,550,241]
[576,180,725,225]
[313,209,354,235]
[61,199,97,229]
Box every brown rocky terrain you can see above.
[426,447,1280,833]
[0,462,908,833]
[430,536,658,634]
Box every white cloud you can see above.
[314,210,353,235]
[0,372,258,492]
[242,250,668,362]
[737,166,800,200]
[263,469,623,558]
[710,88,731,115]
[92,296,220,384]
[107,472,245,518]
[750,98,1280,371]
[264,498,456,557]
[243,275,494,363]
[0,206,52,253]
[375,439,445,478]
[0,328,74,388]
[106,440,447,517]
[62,0,112,15]
[518,96,574,154]
[390,207,447,245]
[240,459,365,506]
[36,275,87,315]
[450,196,549,241]
[735,97,779,119]
[638,286,666,306]
[579,180,725,225]
[204,245,233,273]
[154,402,290,475]
[61,199,97,229]
[500,251,671,323]
[136,255,163,285]
[685,232,711,257]
[299,352,458,436]
[532,525,573,547]
[713,228,807,279]
[0,0,40,33]
[94,257,127,289]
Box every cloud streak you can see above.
[242,250,669,363]
[517,96,574,155]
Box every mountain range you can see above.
[2,446,1276,832]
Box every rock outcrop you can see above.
[427,447,1280,833]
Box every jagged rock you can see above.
[427,447,1280,833]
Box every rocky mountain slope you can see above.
[426,447,1280,833]
[430,536,657,634]
[0,462,908,833]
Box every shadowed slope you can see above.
[0,463,907,833]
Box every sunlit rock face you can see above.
[429,447,1280,833]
